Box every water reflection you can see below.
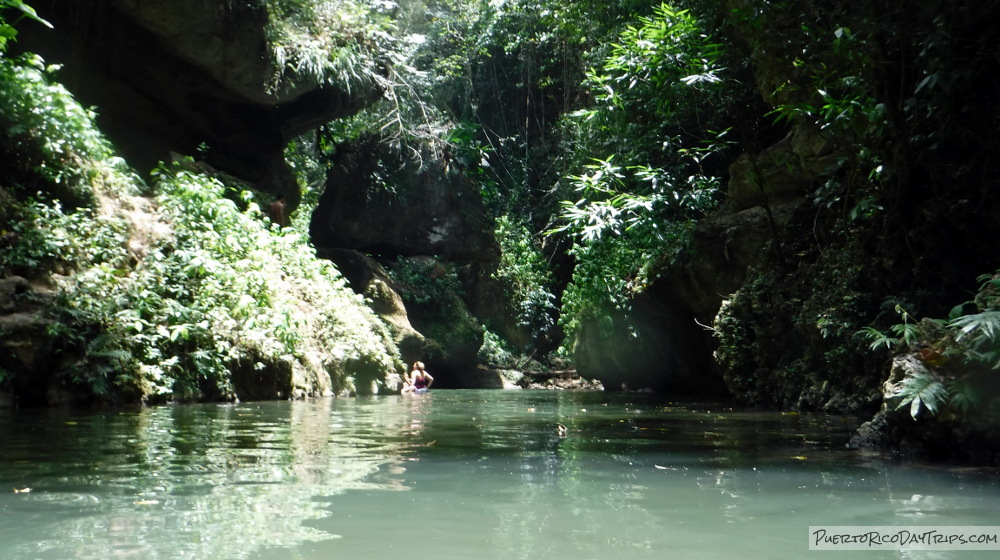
[0,400,415,560]
[2,391,999,560]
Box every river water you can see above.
[1,390,997,560]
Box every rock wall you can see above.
[851,355,1000,464]
[17,0,382,208]
[707,0,1000,462]
[310,137,497,261]
[393,258,485,388]
[11,1,503,392]
[0,277,56,405]
[574,123,826,394]
[317,248,426,365]
[310,137,499,385]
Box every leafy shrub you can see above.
[0,54,139,204]
[387,256,463,306]
[551,158,715,343]
[478,328,514,366]
[0,2,410,403]
[584,3,727,165]
[860,273,1000,418]
[0,1,50,53]
[1,197,130,274]
[263,0,394,95]
[493,215,558,347]
[548,3,733,345]
[29,164,404,401]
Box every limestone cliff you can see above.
[310,137,500,385]
[573,123,826,395]
[16,0,382,208]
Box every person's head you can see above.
[414,361,425,372]
[275,194,285,202]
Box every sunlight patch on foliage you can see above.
[264,0,394,95]
[0,54,141,202]
[1,43,401,401]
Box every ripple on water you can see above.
[2,392,999,560]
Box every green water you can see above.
[1,390,997,560]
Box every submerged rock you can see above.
[516,369,603,391]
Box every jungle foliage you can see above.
[263,0,395,95]
[708,0,1000,425]
[4,0,1000,429]
[310,1,747,352]
[549,2,733,339]
[388,0,1000,422]
[0,4,403,403]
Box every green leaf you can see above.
[892,372,948,419]
[858,326,896,351]
[950,310,1000,342]
[0,23,17,40]
[948,379,982,414]
[889,321,920,346]
[169,324,190,342]
[5,0,53,28]
[948,303,969,321]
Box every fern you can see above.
[950,310,1000,342]
[948,378,983,414]
[950,310,1000,369]
[890,304,922,347]
[858,326,897,350]
[863,279,1000,418]
[857,305,919,351]
[87,333,130,360]
[892,372,949,419]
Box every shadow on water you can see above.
[1,390,998,560]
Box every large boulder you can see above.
[0,276,30,313]
[723,121,839,212]
[318,248,426,364]
[0,278,61,405]
[672,197,803,321]
[310,137,498,261]
[17,0,382,207]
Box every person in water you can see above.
[407,361,433,393]
[269,195,287,228]
[401,367,416,394]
